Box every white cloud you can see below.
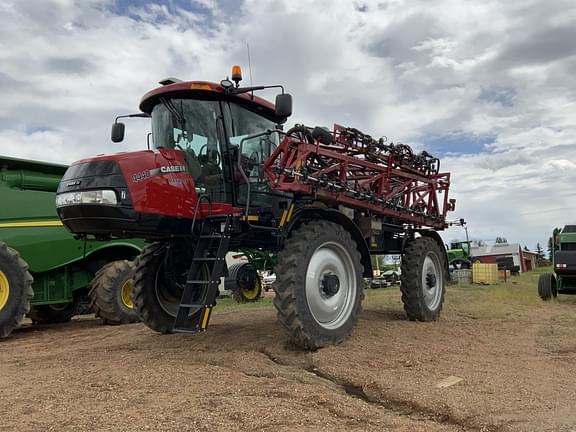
[1,0,575,249]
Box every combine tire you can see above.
[538,273,556,301]
[133,242,208,333]
[274,221,364,349]
[90,260,139,325]
[450,259,471,270]
[0,242,33,338]
[28,302,76,324]
[400,236,446,321]
[225,263,262,303]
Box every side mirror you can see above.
[275,93,292,122]
[111,122,125,143]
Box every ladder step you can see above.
[186,280,210,284]
[199,234,224,239]
[179,303,210,308]
[194,257,224,262]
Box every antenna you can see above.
[246,41,254,98]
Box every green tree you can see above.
[548,227,562,260]
[535,243,544,261]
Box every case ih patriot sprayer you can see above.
[56,66,455,349]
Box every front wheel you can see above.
[274,221,364,349]
[538,273,556,301]
[90,260,139,325]
[0,242,33,338]
[133,242,208,333]
[401,236,447,321]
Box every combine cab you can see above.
[539,225,576,300]
[56,66,456,349]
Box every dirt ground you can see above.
[2,271,576,432]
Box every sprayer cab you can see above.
[56,66,293,239]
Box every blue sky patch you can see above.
[422,133,495,156]
[109,0,214,23]
[478,85,516,107]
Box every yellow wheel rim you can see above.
[120,280,134,309]
[241,278,261,301]
[0,270,10,311]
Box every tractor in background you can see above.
[539,225,576,300]
[224,249,276,302]
[446,218,475,269]
[0,156,143,339]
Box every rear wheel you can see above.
[133,242,209,333]
[538,273,556,301]
[90,260,139,325]
[225,263,262,303]
[274,221,364,349]
[401,236,446,321]
[28,301,77,324]
[0,242,33,338]
[450,259,471,270]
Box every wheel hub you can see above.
[321,273,340,297]
[121,280,134,309]
[0,270,9,311]
[421,254,442,310]
[426,273,437,288]
[305,241,358,330]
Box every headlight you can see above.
[56,190,118,207]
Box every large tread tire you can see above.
[225,263,262,303]
[400,236,447,321]
[28,301,76,324]
[273,221,364,350]
[133,242,207,334]
[0,242,33,338]
[133,243,175,333]
[538,273,556,301]
[90,260,139,325]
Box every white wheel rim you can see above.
[305,241,357,330]
[422,253,443,310]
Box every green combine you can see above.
[538,225,576,300]
[0,156,143,338]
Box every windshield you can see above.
[151,98,225,199]
[151,99,220,153]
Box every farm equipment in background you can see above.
[539,225,576,300]
[446,219,475,269]
[0,156,144,339]
[225,249,276,301]
[56,66,455,349]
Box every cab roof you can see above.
[139,81,277,121]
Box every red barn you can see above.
[470,244,538,273]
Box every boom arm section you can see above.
[264,124,455,230]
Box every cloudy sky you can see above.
[1,0,575,250]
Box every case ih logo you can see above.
[160,165,187,173]
[132,165,187,182]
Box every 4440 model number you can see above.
[132,170,150,182]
